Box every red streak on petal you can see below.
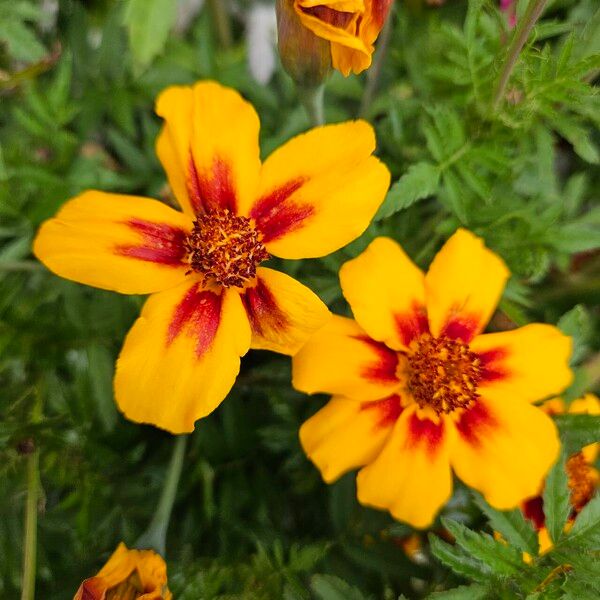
[406,412,445,457]
[187,153,237,214]
[360,394,403,429]
[300,6,354,28]
[250,178,313,243]
[522,496,545,530]
[352,335,399,383]
[441,314,480,343]
[240,276,288,337]
[478,347,510,383]
[115,219,188,266]
[372,0,393,27]
[394,305,429,346]
[454,400,498,447]
[76,578,105,600]
[167,283,222,357]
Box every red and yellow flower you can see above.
[34,81,390,433]
[293,229,573,528]
[291,0,393,76]
[74,543,171,600]
[521,394,599,555]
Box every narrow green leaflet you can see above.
[542,453,571,544]
[557,494,600,551]
[427,583,490,600]
[428,534,492,584]
[473,493,538,555]
[374,162,440,221]
[311,574,370,600]
[555,414,600,455]
[557,305,591,365]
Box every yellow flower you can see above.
[34,81,390,434]
[521,394,599,556]
[292,0,393,75]
[293,229,573,528]
[73,543,171,600]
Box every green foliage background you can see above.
[1,0,599,598]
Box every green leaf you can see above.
[560,494,600,550]
[557,305,591,365]
[552,119,600,164]
[428,534,492,584]
[86,343,118,432]
[374,162,440,221]
[441,518,524,577]
[555,414,600,454]
[543,453,571,544]
[310,574,369,600]
[0,19,46,62]
[428,583,490,599]
[473,494,538,555]
[123,0,178,71]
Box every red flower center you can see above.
[186,210,269,288]
[406,334,482,414]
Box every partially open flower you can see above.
[74,543,171,600]
[293,229,573,528]
[277,1,393,77]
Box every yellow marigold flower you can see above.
[293,229,573,528]
[73,543,171,600]
[34,81,390,434]
[291,0,393,76]
[521,394,599,556]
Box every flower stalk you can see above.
[135,435,187,556]
[298,84,325,127]
[492,0,548,110]
[207,0,233,49]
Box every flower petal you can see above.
[115,280,250,433]
[156,81,261,216]
[33,191,191,294]
[239,267,330,355]
[356,406,453,528]
[250,121,389,257]
[471,324,573,403]
[451,397,560,509]
[300,394,402,483]
[425,229,510,342]
[340,237,428,351]
[569,394,600,463]
[292,315,402,400]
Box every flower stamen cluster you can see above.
[407,334,482,414]
[566,451,597,513]
[186,210,269,288]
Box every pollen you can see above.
[186,210,269,288]
[566,452,597,513]
[406,334,482,414]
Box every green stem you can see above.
[492,0,548,111]
[207,0,233,50]
[359,11,393,118]
[21,396,42,600]
[298,84,325,127]
[135,435,187,556]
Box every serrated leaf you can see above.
[374,162,440,221]
[560,494,600,551]
[555,414,600,455]
[310,574,369,600]
[429,534,492,584]
[543,453,571,544]
[428,583,490,599]
[123,0,177,71]
[473,493,538,555]
[441,518,524,576]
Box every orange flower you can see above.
[74,543,171,600]
[293,229,573,527]
[292,1,393,75]
[34,81,390,433]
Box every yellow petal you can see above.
[33,191,192,294]
[425,229,510,342]
[251,121,389,258]
[300,395,402,483]
[356,406,453,528]
[451,397,560,510]
[115,280,250,433]
[569,394,600,463]
[156,81,261,216]
[471,324,573,403]
[292,315,402,400]
[240,267,330,355]
[340,237,428,351]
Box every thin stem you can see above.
[135,435,187,556]
[359,12,393,118]
[492,0,548,111]
[207,0,233,50]
[21,396,42,600]
[298,84,325,127]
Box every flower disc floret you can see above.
[186,209,269,288]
